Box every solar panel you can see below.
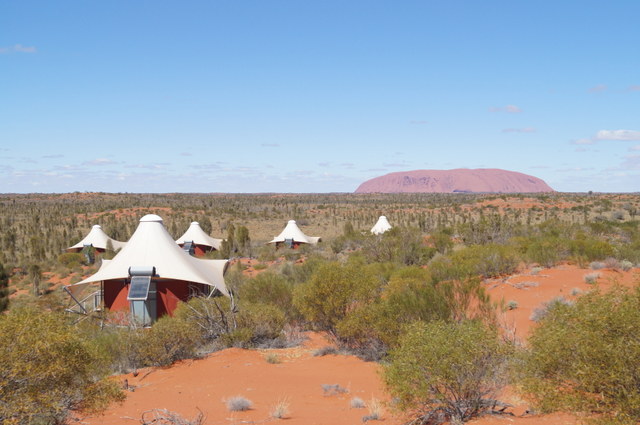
[127,276,151,300]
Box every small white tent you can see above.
[65,214,229,324]
[176,221,224,253]
[371,216,392,235]
[67,224,127,252]
[267,220,321,247]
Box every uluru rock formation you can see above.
[355,168,554,193]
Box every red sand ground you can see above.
[82,332,393,425]
[81,265,639,425]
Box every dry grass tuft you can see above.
[270,396,291,419]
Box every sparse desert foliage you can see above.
[521,286,640,424]
[384,320,512,425]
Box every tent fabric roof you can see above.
[67,214,229,296]
[175,221,223,250]
[67,225,127,251]
[267,220,321,245]
[371,215,392,235]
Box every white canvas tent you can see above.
[176,221,223,251]
[267,220,321,246]
[371,215,392,235]
[64,215,230,322]
[67,224,127,252]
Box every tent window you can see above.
[127,276,151,301]
[284,238,294,248]
[183,241,195,255]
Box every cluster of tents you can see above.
[64,214,392,325]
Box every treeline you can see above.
[1,192,637,270]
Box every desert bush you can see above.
[234,301,286,346]
[337,268,496,359]
[350,397,366,408]
[506,300,518,310]
[429,244,519,282]
[173,296,237,344]
[293,262,380,335]
[132,315,202,367]
[521,236,566,268]
[140,408,205,425]
[520,286,640,423]
[569,233,614,262]
[226,396,253,411]
[584,272,600,284]
[430,227,454,254]
[384,320,512,425]
[590,261,606,270]
[57,252,85,268]
[529,296,573,322]
[0,307,123,424]
[264,352,281,364]
[620,260,634,271]
[322,384,349,396]
[238,272,295,318]
[361,227,436,266]
[313,345,339,356]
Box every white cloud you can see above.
[588,84,607,93]
[595,130,640,141]
[489,105,522,113]
[628,85,640,92]
[502,127,535,133]
[84,158,116,166]
[572,138,594,145]
[0,44,37,54]
[629,145,640,151]
[409,120,428,125]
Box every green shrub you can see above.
[57,252,85,268]
[429,244,519,282]
[293,262,380,335]
[520,286,640,423]
[337,268,496,359]
[132,315,202,367]
[361,227,436,266]
[384,320,512,425]
[235,301,286,346]
[238,272,295,318]
[0,307,123,424]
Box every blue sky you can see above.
[1,1,639,193]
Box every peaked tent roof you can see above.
[267,220,321,245]
[371,215,392,235]
[67,214,229,297]
[176,221,223,250]
[67,225,127,251]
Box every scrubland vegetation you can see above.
[2,192,640,424]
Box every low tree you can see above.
[520,285,640,424]
[384,320,512,425]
